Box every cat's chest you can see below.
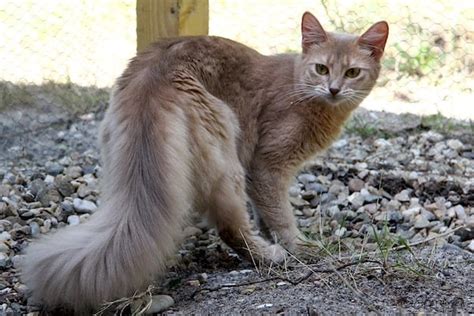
[298,108,348,154]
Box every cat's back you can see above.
[116,36,262,92]
[167,35,255,51]
[154,36,261,64]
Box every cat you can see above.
[21,12,388,313]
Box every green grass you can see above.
[0,81,35,111]
[0,80,110,115]
[344,115,395,139]
[420,112,473,134]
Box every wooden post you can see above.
[136,0,209,52]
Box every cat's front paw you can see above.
[265,244,287,263]
[291,237,322,260]
[278,231,309,252]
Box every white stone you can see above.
[414,215,430,229]
[44,175,55,184]
[467,240,474,252]
[348,192,365,209]
[73,198,97,213]
[145,295,174,314]
[297,173,317,185]
[332,139,348,149]
[374,138,391,148]
[0,231,11,242]
[453,205,467,220]
[288,185,301,198]
[67,215,80,226]
[395,189,411,202]
[408,171,419,181]
[402,207,421,220]
[422,131,443,142]
[0,253,8,268]
[334,227,347,237]
[446,139,463,151]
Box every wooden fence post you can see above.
[136,0,209,52]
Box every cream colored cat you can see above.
[22,12,388,313]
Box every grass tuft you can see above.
[0,80,110,115]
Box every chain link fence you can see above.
[0,0,472,146]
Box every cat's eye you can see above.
[315,64,329,75]
[345,68,361,78]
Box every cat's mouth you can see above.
[323,94,345,106]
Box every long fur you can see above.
[22,72,192,312]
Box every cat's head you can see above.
[295,12,388,108]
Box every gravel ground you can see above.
[0,107,472,315]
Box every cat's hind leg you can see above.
[174,76,285,264]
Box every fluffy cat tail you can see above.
[22,85,189,313]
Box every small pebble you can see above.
[67,215,80,226]
[288,185,301,198]
[46,163,64,176]
[297,173,317,186]
[0,243,9,253]
[197,273,208,282]
[65,166,83,179]
[334,227,347,238]
[0,253,9,268]
[332,139,348,148]
[44,175,55,184]
[0,232,11,242]
[452,205,467,220]
[187,280,200,287]
[394,189,411,202]
[348,192,365,209]
[446,139,463,151]
[73,198,97,214]
[467,240,474,252]
[11,255,24,268]
[183,226,203,238]
[414,215,431,229]
[29,222,40,237]
[348,178,365,192]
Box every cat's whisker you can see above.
[280,86,326,104]
[349,94,367,102]
[280,90,316,103]
[292,91,320,105]
[345,96,365,107]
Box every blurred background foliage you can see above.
[0,0,472,118]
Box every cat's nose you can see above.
[329,88,340,96]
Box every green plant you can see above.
[0,81,35,110]
[41,80,110,114]
[419,112,470,134]
[344,115,395,139]
[371,224,396,267]
[344,115,378,138]
[392,42,443,77]
[370,223,429,277]
[0,80,110,114]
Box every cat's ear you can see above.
[358,21,389,61]
[301,12,328,53]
